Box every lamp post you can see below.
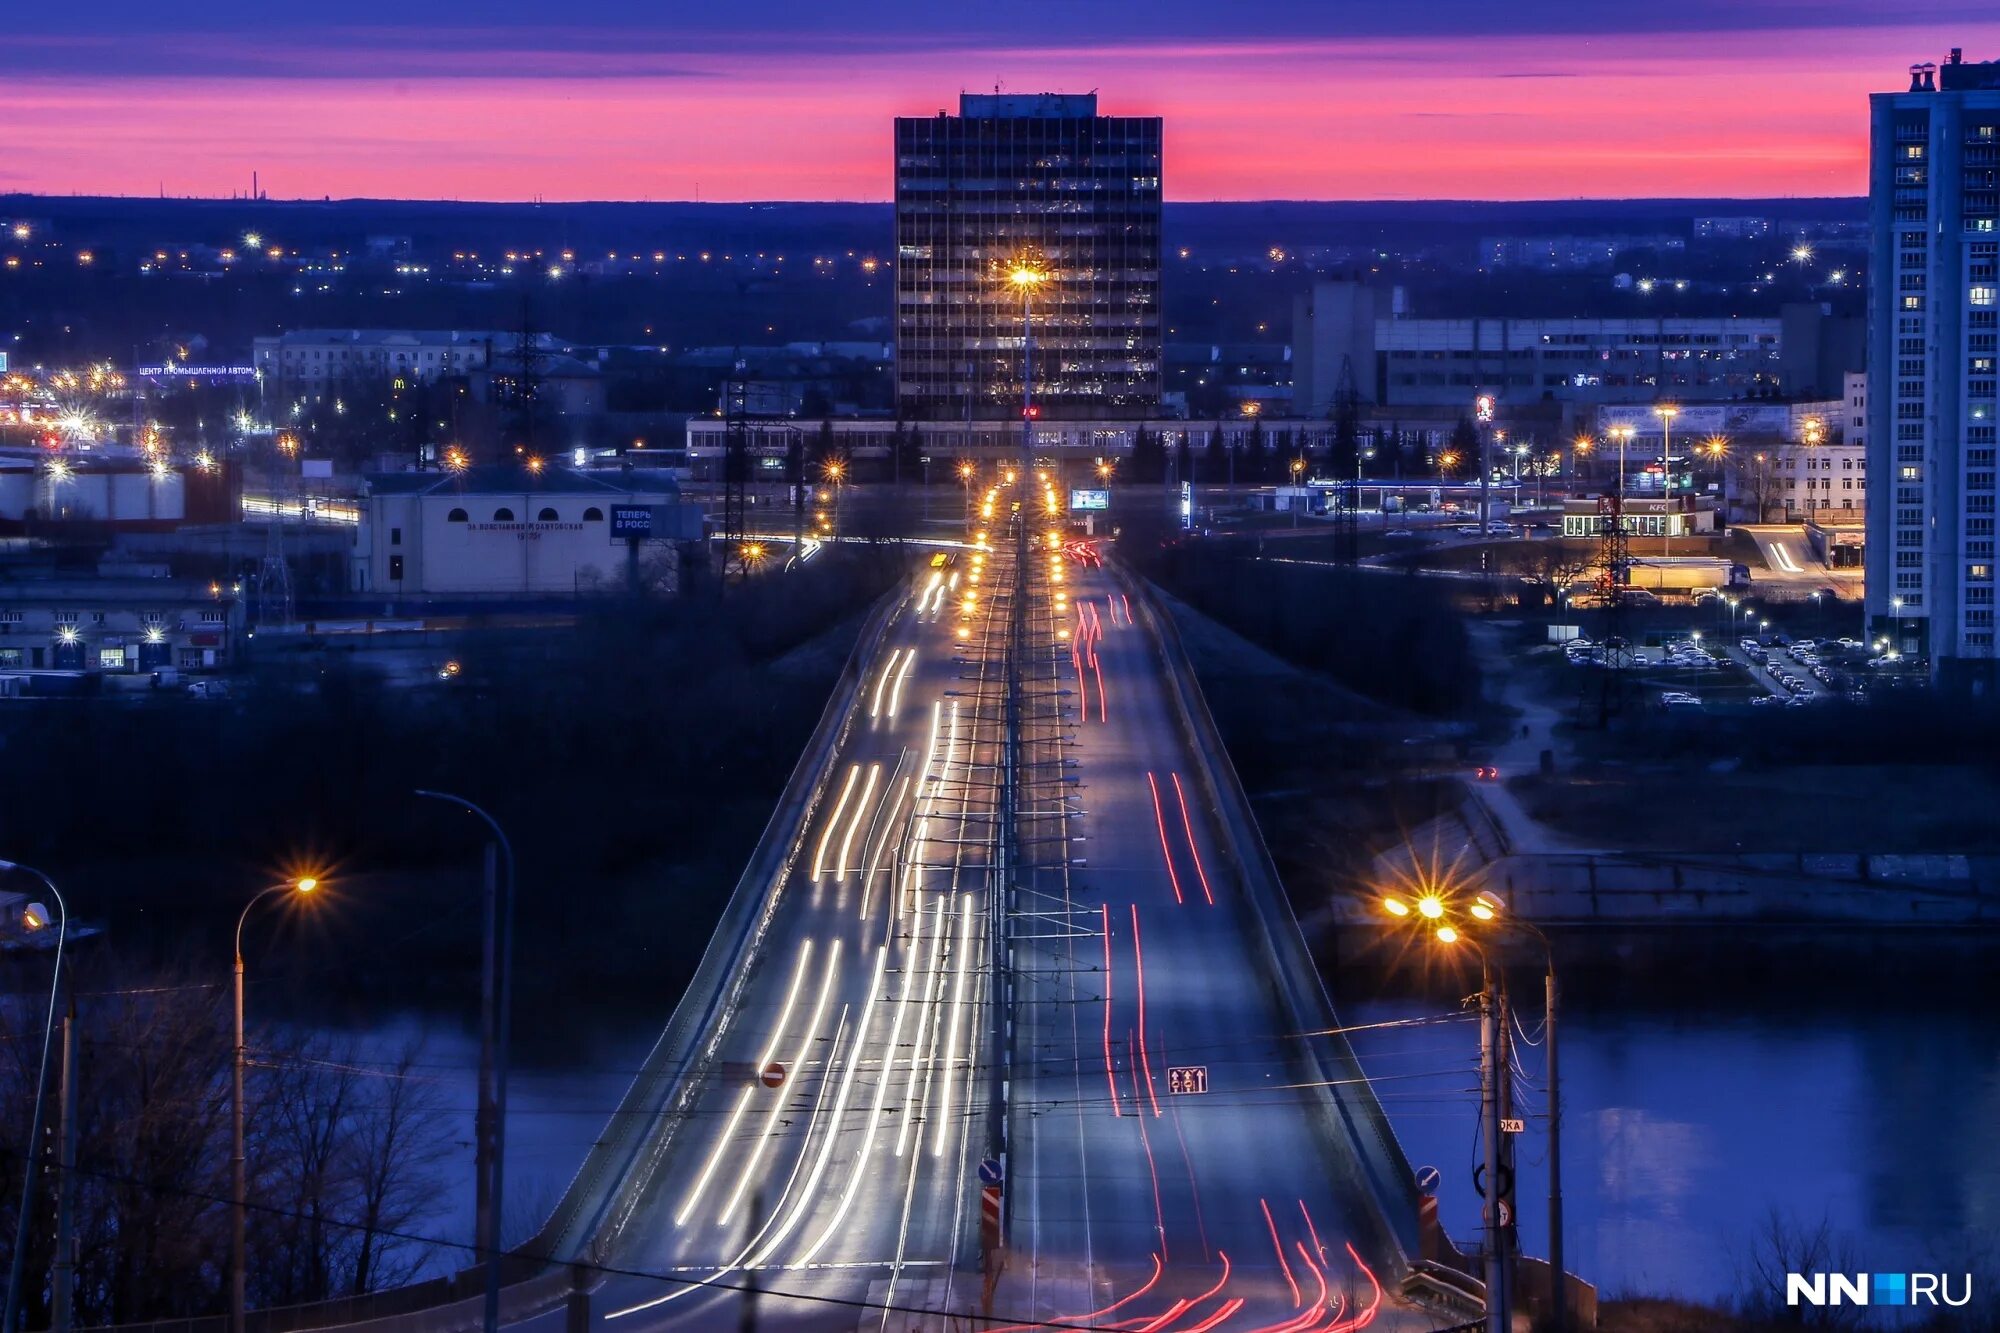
[413,791,515,1333]
[2,862,66,1333]
[1890,596,1906,659]
[233,876,319,1333]
[1380,884,1564,1333]
[1654,404,1679,558]
[1009,263,1047,480]
[958,460,976,521]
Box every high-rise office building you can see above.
[894,93,1162,422]
[1868,49,2000,686]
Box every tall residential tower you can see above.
[1868,49,2000,686]
[894,93,1163,422]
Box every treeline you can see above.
[1118,523,1481,718]
[0,954,455,1328]
[0,547,910,1016]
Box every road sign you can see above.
[978,1157,1003,1186]
[1167,1066,1209,1095]
[1415,1165,1441,1194]
[760,1062,786,1088]
[979,1185,1003,1252]
[1500,1117,1525,1134]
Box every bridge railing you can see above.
[1115,566,1430,1281]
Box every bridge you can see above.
[103,473,1474,1332]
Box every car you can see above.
[1473,765,1500,781]
[1785,696,1810,707]
[1385,527,1417,539]
[1750,694,1780,707]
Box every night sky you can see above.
[7,1,1998,202]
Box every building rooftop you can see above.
[365,465,679,497]
[958,93,1099,120]
[261,329,550,348]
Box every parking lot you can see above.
[1562,627,1900,712]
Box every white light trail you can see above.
[836,762,882,881]
[811,765,861,883]
[886,648,917,718]
[673,940,814,1227]
[749,946,889,1268]
[869,647,905,718]
[897,895,948,1158]
[718,940,842,1227]
[933,892,976,1158]
[859,770,912,920]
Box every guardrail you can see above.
[1114,567,1438,1295]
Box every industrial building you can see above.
[1866,48,2000,685]
[252,329,520,388]
[352,464,699,597]
[1292,280,1861,415]
[894,93,1163,421]
[0,581,241,679]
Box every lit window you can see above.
[1974,287,1998,307]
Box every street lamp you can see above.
[1008,261,1048,476]
[232,875,320,1333]
[1653,405,1680,558]
[1379,883,1565,1333]
[413,792,517,1333]
[1890,596,1905,657]
[2,861,67,1333]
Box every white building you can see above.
[1866,48,2000,683]
[353,465,699,596]
[253,329,529,388]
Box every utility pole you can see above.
[1479,968,1511,1333]
[1547,965,1565,1333]
[51,1000,77,1333]
[475,841,499,1300]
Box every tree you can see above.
[1205,417,1227,484]
[1130,426,1166,483]
[1244,416,1269,482]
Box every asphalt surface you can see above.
[562,484,1430,1332]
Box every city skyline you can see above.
[5,4,2000,203]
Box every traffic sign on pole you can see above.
[761,1062,786,1088]
[978,1157,1004,1186]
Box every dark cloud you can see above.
[5,0,1993,78]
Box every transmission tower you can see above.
[1593,483,1631,723]
[256,432,295,631]
[509,294,545,460]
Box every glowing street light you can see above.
[231,874,322,1333]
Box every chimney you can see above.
[1949,48,1963,65]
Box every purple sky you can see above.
[4,2,1996,200]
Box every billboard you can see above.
[1069,488,1109,511]
[609,504,654,538]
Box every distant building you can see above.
[0,581,241,677]
[1866,48,2000,682]
[1693,217,1773,240]
[353,464,697,596]
[1292,280,1858,415]
[894,93,1163,421]
[1478,234,1685,271]
[253,329,536,388]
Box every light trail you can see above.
[869,647,905,718]
[982,1254,1162,1333]
[749,947,889,1268]
[811,765,862,883]
[1298,1200,1327,1268]
[1322,1244,1384,1333]
[793,940,903,1267]
[932,891,975,1157]
[1171,773,1216,906]
[1187,1299,1246,1333]
[1260,1198,1302,1309]
[1094,652,1109,722]
[672,940,814,1227]
[1146,773,1186,905]
[1131,1050,1169,1263]
[1132,904,1160,1117]
[897,895,949,1158]
[859,768,912,920]
[717,940,842,1227]
[1102,903,1121,1117]
[835,762,883,881]
[886,647,918,717]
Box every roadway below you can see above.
[530,475,1448,1331]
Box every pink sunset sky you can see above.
[4,8,1997,201]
